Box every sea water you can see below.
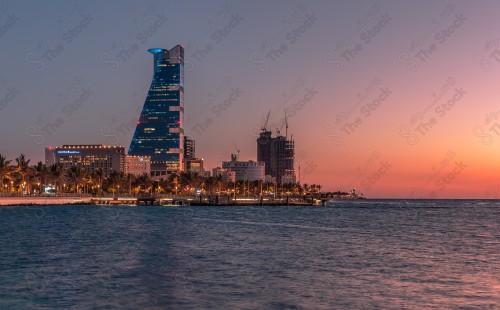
[0,200,499,309]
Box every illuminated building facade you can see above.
[184,136,195,160]
[125,155,151,176]
[185,158,204,175]
[45,145,125,176]
[128,45,185,178]
[184,136,204,175]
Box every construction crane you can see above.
[276,109,288,138]
[261,110,271,132]
[284,109,288,139]
[233,142,240,160]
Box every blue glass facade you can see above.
[128,46,184,177]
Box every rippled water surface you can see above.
[0,200,499,309]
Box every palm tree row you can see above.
[0,153,148,196]
[0,153,320,196]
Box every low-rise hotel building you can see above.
[45,145,125,176]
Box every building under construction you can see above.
[257,112,296,184]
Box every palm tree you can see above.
[68,166,86,194]
[203,176,215,194]
[214,175,225,193]
[251,180,261,195]
[158,178,170,194]
[303,183,310,194]
[108,171,128,195]
[49,163,67,194]
[188,173,204,194]
[93,168,104,195]
[179,172,192,193]
[168,173,180,194]
[0,154,14,193]
[125,173,134,194]
[82,172,94,194]
[24,165,38,195]
[15,154,31,194]
[33,161,49,195]
[134,173,152,194]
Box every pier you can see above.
[89,195,323,206]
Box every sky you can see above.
[1,0,500,198]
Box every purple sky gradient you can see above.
[1,0,500,197]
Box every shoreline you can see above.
[0,197,93,206]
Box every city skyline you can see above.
[2,1,500,198]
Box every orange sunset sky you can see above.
[1,1,500,198]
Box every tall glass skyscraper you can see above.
[128,45,184,177]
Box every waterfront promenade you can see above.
[0,192,361,206]
[0,196,92,206]
[0,195,323,206]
